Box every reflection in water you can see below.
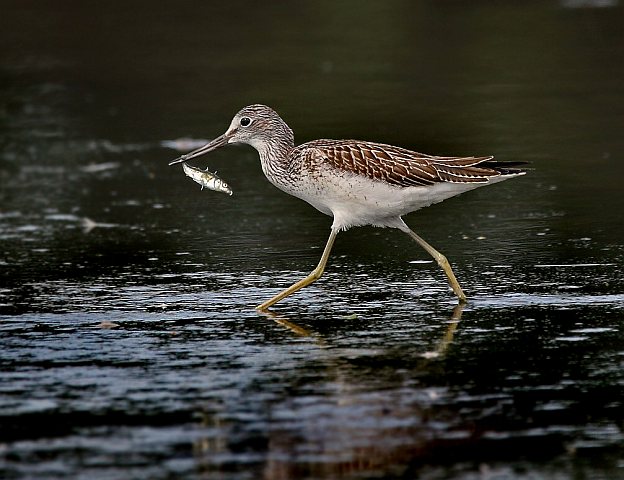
[262,302,464,360]
[263,310,317,338]
[194,304,466,479]
[422,303,464,359]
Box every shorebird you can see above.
[169,104,525,310]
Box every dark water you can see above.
[2,1,624,479]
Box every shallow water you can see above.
[2,2,624,479]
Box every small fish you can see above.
[182,162,233,196]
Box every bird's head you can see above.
[169,104,294,165]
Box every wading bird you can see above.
[169,104,525,310]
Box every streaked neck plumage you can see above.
[249,120,295,185]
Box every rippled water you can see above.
[2,2,624,479]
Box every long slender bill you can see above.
[168,132,230,165]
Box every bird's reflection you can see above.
[258,302,465,358]
[259,309,316,337]
[193,302,467,479]
[420,302,464,358]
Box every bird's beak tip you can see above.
[168,157,185,166]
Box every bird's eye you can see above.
[240,116,252,127]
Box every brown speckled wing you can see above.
[298,140,517,187]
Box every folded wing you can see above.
[301,140,526,187]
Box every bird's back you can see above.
[294,139,526,188]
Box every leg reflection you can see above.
[421,302,465,359]
[258,302,465,360]
[257,308,315,337]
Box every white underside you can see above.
[274,170,524,231]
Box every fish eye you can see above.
[240,116,252,127]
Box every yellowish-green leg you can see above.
[256,228,339,311]
[404,228,467,303]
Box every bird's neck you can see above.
[253,126,295,189]
[257,125,294,158]
[253,125,295,180]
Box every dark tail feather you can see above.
[480,160,529,175]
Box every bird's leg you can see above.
[256,228,339,311]
[403,228,467,303]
